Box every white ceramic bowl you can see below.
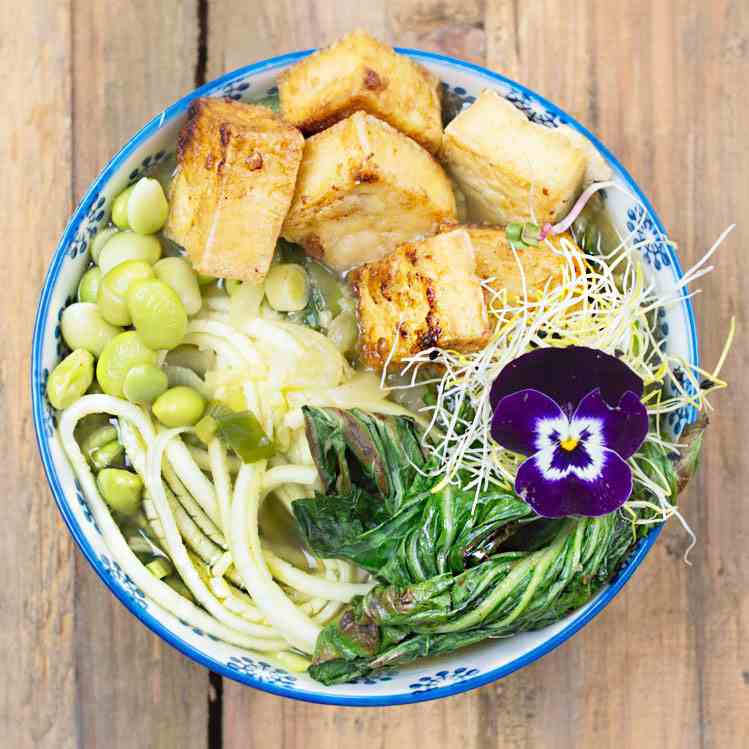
[32,49,698,705]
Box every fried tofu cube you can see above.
[352,229,490,368]
[440,90,587,225]
[282,112,456,272]
[279,30,443,154]
[165,97,304,281]
[442,224,577,300]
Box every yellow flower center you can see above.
[559,436,579,452]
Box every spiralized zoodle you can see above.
[58,315,393,666]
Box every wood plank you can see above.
[681,2,749,747]
[0,2,77,747]
[206,0,389,75]
[70,3,210,748]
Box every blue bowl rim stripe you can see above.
[31,47,694,707]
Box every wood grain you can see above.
[69,3,210,748]
[2,0,746,747]
[0,3,77,747]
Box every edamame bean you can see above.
[96,331,157,397]
[327,311,358,353]
[77,267,102,304]
[154,257,202,316]
[97,260,155,326]
[265,264,310,312]
[81,425,118,463]
[98,231,161,275]
[111,185,135,229]
[127,177,169,235]
[46,349,94,410]
[61,302,122,357]
[122,363,168,403]
[91,227,119,264]
[152,386,205,427]
[90,440,125,470]
[127,278,187,350]
[97,468,143,516]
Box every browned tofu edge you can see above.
[167,97,304,280]
[351,232,491,369]
[278,30,442,153]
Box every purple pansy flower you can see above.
[490,347,649,518]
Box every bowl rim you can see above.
[31,47,697,706]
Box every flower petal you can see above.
[516,447,633,518]
[491,389,564,455]
[573,388,648,460]
[490,346,644,414]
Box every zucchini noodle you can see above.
[59,359,387,659]
[229,463,321,652]
[59,396,283,651]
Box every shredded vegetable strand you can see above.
[58,396,282,650]
[145,428,281,640]
[229,463,321,652]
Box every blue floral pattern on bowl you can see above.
[53,294,74,359]
[100,555,147,610]
[505,90,564,128]
[666,366,699,436]
[226,656,297,687]
[39,368,56,438]
[409,667,481,694]
[220,80,251,101]
[75,479,99,533]
[627,204,672,270]
[127,150,170,185]
[350,668,399,685]
[177,618,220,643]
[67,194,108,259]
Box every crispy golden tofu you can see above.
[282,112,456,272]
[352,229,490,368]
[279,30,443,154]
[440,90,587,225]
[165,98,304,282]
[440,224,578,300]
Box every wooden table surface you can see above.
[3,1,747,747]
